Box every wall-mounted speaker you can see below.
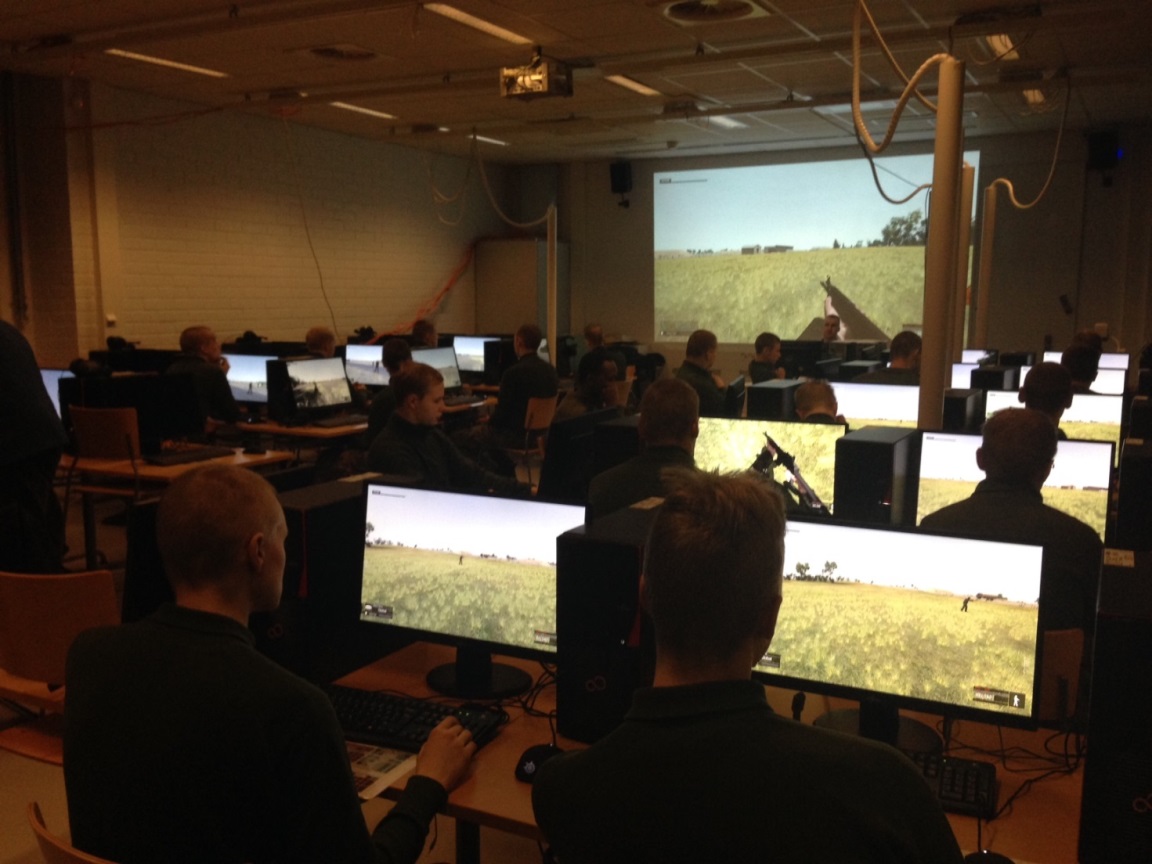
[610,161,632,195]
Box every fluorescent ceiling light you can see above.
[470,133,508,146]
[330,101,396,120]
[605,74,662,97]
[707,115,747,129]
[984,33,1020,61]
[104,48,228,78]
[424,4,533,45]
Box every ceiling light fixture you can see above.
[604,74,662,97]
[707,115,747,129]
[1022,88,1045,106]
[424,4,533,46]
[470,132,509,146]
[330,101,396,120]
[983,33,1020,60]
[104,48,228,78]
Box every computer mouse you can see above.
[514,743,563,784]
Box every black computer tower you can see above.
[942,388,986,433]
[556,505,657,743]
[833,426,920,526]
[746,380,802,421]
[591,414,640,477]
[1079,551,1152,863]
[1115,439,1152,550]
[1128,395,1152,439]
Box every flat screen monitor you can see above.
[754,517,1044,739]
[1042,351,1129,371]
[359,484,584,698]
[222,353,274,404]
[961,349,994,363]
[536,406,623,505]
[833,382,920,429]
[1019,364,1125,396]
[916,431,1113,541]
[280,356,353,416]
[344,344,389,387]
[985,391,1122,459]
[59,373,204,452]
[724,375,746,418]
[412,346,462,389]
[951,363,977,389]
[453,336,498,374]
[39,368,74,418]
[694,417,845,513]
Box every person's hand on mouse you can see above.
[414,716,476,792]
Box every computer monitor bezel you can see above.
[222,353,276,405]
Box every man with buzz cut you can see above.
[675,328,726,418]
[64,464,476,864]
[533,469,963,864]
[166,324,240,424]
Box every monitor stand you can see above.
[813,698,942,754]
[425,645,532,700]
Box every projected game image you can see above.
[917,432,1113,540]
[834,382,921,429]
[654,151,979,343]
[412,346,463,389]
[223,354,274,404]
[344,344,389,387]
[694,417,844,512]
[454,336,497,374]
[756,519,1042,721]
[359,485,585,655]
[284,357,352,410]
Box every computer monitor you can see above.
[453,336,498,374]
[536,406,622,504]
[483,338,517,385]
[833,382,920,429]
[39,368,74,418]
[344,344,389,387]
[985,390,1123,459]
[951,363,977,389]
[962,349,995,364]
[59,373,205,452]
[267,356,353,423]
[916,431,1113,541]
[694,417,845,513]
[778,340,824,379]
[411,346,462,389]
[1019,364,1125,396]
[222,353,275,404]
[358,483,585,698]
[754,516,1044,745]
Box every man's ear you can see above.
[759,593,782,643]
[245,530,266,574]
[975,447,986,472]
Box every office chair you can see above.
[506,395,558,487]
[27,802,119,864]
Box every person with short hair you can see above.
[586,378,699,522]
[534,470,963,864]
[583,322,605,349]
[166,325,240,423]
[65,464,476,864]
[675,329,725,418]
[793,380,845,424]
[748,332,784,383]
[554,348,620,423]
[367,363,526,495]
[821,313,842,343]
[854,330,921,385]
[411,319,437,349]
[305,326,337,358]
[1019,362,1074,438]
[1061,343,1100,394]
[490,323,559,443]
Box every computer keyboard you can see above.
[444,393,484,407]
[326,685,505,752]
[143,445,237,466]
[312,413,369,428]
[902,749,998,819]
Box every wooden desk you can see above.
[241,420,368,439]
[340,644,1084,864]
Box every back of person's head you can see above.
[754,332,780,355]
[1061,343,1100,384]
[574,348,615,402]
[391,362,443,403]
[305,326,336,357]
[412,319,437,346]
[1072,329,1105,358]
[643,471,786,666]
[979,408,1057,487]
[638,378,699,445]
[157,464,280,590]
[516,323,543,352]
[583,322,604,347]
[382,338,413,375]
[179,326,215,355]
[794,380,837,417]
[1020,362,1073,414]
[685,329,717,360]
[889,330,922,361]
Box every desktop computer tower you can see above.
[1079,550,1152,863]
[556,505,657,743]
[833,427,920,526]
[1128,395,1152,438]
[1115,439,1152,550]
[591,414,640,477]
[942,388,985,433]
[970,365,1019,391]
[838,360,880,381]
[746,380,802,421]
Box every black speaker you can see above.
[746,380,802,420]
[1086,131,1120,173]
[1079,551,1152,862]
[556,506,657,743]
[1115,439,1152,550]
[609,161,632,195]
[833,427,920,526]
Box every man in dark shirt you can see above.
[368,363,526,496]
[674,329,725,418]
[165,325,240,424]
[586,378,698,521]
[0,319,69,572]
[363,338,413,447]
[855,330,921,385]
[748,331,784,383]
[490,323,559,443]
[1019,362,1074,439]
[64,463,476,864]
[534,470,963,864]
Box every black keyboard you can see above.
[326,685,505,752]
[902,750,998,819]
[312,413,369,428]
[143,445,237,466]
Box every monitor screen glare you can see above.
[282,356,352,410]
[412,346,462,389]
[453,336,497,373]
[223,354,275,404]
[344,344,389,386]
[757,518,1043,725]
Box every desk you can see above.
[68,448,294,568]
[339,643,1084,864]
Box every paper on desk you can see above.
[347,741,417,800]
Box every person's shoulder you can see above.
[1038,501,1103,545]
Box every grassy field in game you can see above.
[360,545,556,653]
[917,478,1107,538]
[761,581,1037,717]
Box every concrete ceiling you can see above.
[1,0,1149,163]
